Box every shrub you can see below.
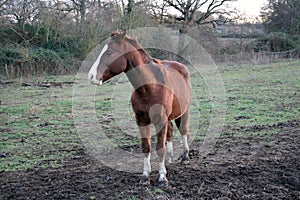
[0,45,75,78]
[252,33,297,52]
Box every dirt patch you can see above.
[1,125,299,199]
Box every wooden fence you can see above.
[214,48,300,64]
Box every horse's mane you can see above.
[111,31,148,55]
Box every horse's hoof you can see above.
[158,179,169,187]
[181,159,190,165]
[166,159,172,166]
[140,175,150,185]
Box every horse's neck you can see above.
[127,49,151,68]
[125,50,157,93]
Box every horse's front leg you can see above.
[166,121,174,165]
[149,104,169,184]
[156,123,168,183]
[139,125,151,184]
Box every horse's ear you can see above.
[112,30,127,42]
[121,31,126,39]
[118,31,126,41]
[111,31,121,37]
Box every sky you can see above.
[167,0,269,21]
[233,0,268,17]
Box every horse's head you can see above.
[88,31,129,85]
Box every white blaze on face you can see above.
[88,44,108,85]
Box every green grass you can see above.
[0,76,79,171]
[0,60,299,172]
[222,60,299,130]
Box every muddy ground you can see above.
[1,121,299,199]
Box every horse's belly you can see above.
[131,83,191,123]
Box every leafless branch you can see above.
[165,0,235,25]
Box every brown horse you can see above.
[88,31,191,184]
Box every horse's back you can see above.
[153,59,190,80]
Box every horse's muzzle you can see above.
[88,74,103,85]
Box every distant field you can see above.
[218,37,255,45]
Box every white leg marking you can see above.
[166,141,173,164]
[182,135,189,152]
[143,154,151,177]
[88,44,108,85]
[158,160,167,182]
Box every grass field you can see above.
[1,60,299,172]
[0,60,299,199]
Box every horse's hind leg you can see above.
[175,111,190,164]
[166,121,173,165]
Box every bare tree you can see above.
[148,0,169,24]
[0,0,9,12]
[56,0,89,37]
[71,0,87,21]
[1,0,41,31]
[116,0,157,30]
[261,0,300,35]
[164,0,236,26]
